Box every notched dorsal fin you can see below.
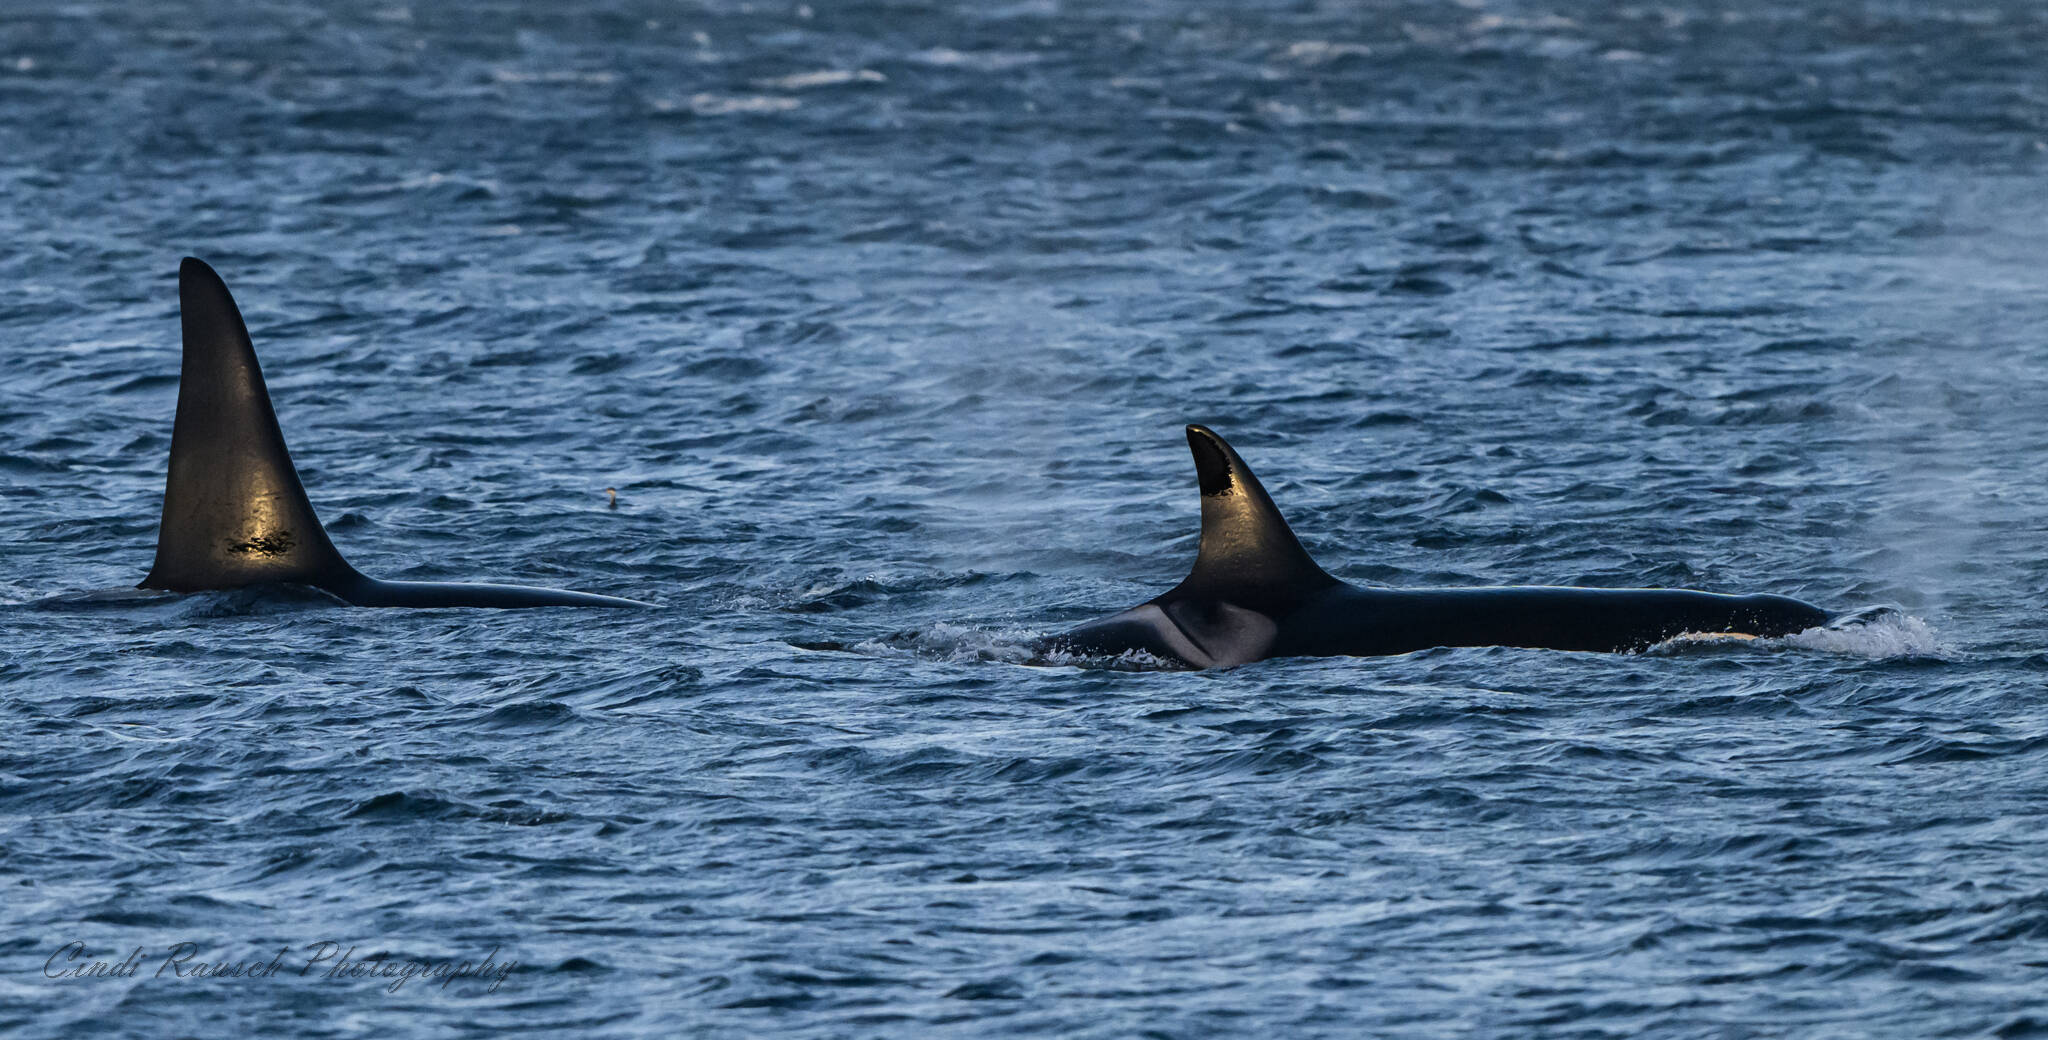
[1173,424,1336,611]
[140,258,350,591]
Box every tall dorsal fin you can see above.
[139,258,352,592]
[1171,425,1337,612]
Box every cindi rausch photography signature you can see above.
[41,940,517,994]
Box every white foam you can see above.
[1783,612,1946,658]
[1031,644,1180,672]
[857,622,1035,664]
[1637,610,1943,660]
[852,623,1179,671]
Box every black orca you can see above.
[1036,425,1831,668]
[134,257,647,608]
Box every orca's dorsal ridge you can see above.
[1175,424,1337,613]
[134,257,644,608]
[140,258,353,592]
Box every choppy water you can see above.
[4,1,2047,1036]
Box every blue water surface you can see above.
[3,1,2046,1036]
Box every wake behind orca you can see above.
[130,258,645,608]
[1036,425,1831,668]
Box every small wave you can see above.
[345,790,471,821]
[311,172,499,206]
[1282,41,1376,65]
[945,978,1026,1001]
[467,699,587,731]
[655,94,800,116]
[758,572,993,614]
[489,68,617,86]
[910,48,1039,70]
[25,585,338,613]
[753,69,885,90]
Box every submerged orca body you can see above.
[137,258,645,608]
[1037,426,1830,668]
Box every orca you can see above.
[1035,425,1831,668]
[132,257,647,608]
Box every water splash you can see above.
[841,622,1184,671]
[852,622,1042,665]
[1783,609,1946,659]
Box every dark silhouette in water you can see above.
[138,258,645,608]
[1037,425,1830,668]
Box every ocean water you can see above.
[3,1,2046,1035]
